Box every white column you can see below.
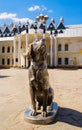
[13,36,16,67]
[34,29,38,40]
[43,33,46,39]
[26,33,29,68]
[34,33,37,40]
[54,36,57,67]
[18,34,21,67]
[50,35,53,67]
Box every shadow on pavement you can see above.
[0,75,11,78]
[53,107,82,127]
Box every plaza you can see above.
[0,68,82,130]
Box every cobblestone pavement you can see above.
[0,68,82,130]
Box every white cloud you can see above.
[27,5,53,14]
[28,5,40,11]
[0,12,16,19]
[0,12,33,24]
[48,10,53,13]
[12,17,33,24]
[41,5,47,12]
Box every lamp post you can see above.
[47,18,55,68]
[54,28,63,67]
[25,21,29,68]
[54,29,58,67]
[13,25,17,67]
[18,22,21,67]
[36,14,49,39]
[33,21,37,40]
[50,31,53,67]
[42,20,46,39]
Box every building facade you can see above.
[0,16,82,68]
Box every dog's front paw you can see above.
[31,110,37,116]
[42,111,47,117]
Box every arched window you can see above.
[65,58,69,65]
[7,58,10,65]
[65,44,68,51]
[12,47,14,52]
[2,58,5,65]
[7,47,10,53]
[58,44,61,51]
[2,46,5,53]
[58,58,62,65]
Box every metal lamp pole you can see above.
[34,21,37,40]
[36,14,49,39]
[47,18,55,68]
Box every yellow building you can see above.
[0,17,82,68]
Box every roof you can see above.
[39,23,45,30]
[57,25,82,38]
[66,24,82,28]
[12,26,18,34]
[21,25,26,31]
[0,29,2,34]
[0,21,82,38]
[47,22,55,31]
[30,24,34,29]
[57,22,65,30]
[3,26,11,34]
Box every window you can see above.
[2,58,5,65]
[16,58,18,62]
[58,44,61,51]
[7,58,10,65]
[65,44,68,51]
[7,47,10,53]
[65,58,69,65]
[12,59,14,64]
[12,47,14,52]
[58,58,62,65]
[2,47,5,53]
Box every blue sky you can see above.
[0,0,82,26]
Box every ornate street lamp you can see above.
[42,20,46,34]
[33,21,38,40]
[34,21,37,32]
[25,21,29,33]
[13,25,17,35]
[30,20,38,40]
[18,22,21,34]
[53,19,64,67]
[47,18,55,68]
[36,14,49,38]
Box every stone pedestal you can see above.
[24,102,58,124]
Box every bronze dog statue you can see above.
[25,39,54,117]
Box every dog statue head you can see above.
[26,38,47,63]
